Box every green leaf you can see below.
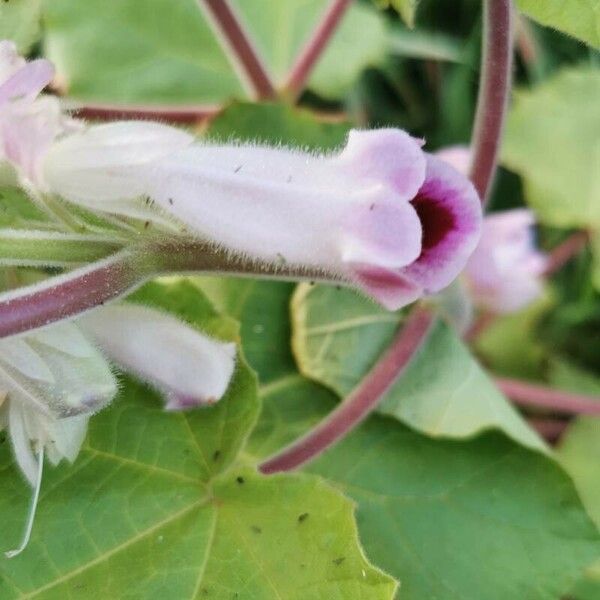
[592,232,600,292]
[195,277,298,384]
[553,363,600,599]
[387,27,465,63]
[503,67,600,228]
[474,294,554,380]
[516,0,600,49]
[0,400,395,598]
[119,278,261,480]
[43,0,386,103]
[0,0,42,53]
[247,393,600,600]
[0,279,395,598]
[291,284,546,452]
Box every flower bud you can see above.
[79,304,237,409]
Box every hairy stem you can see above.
[0,240,345,339]
[198,0,276,100]
[71,103,221,125]
[497,377,600,415]
[469,0,514,203]
[260,308,434,474]
[283,0,352,100]
[0,250,147,339]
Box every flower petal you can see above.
[400,153,482,294]
[0,57,54,104]
[464,208,548,313]
[337,128,426,199]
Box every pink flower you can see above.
[1,41,483,311]
[464,209,548,313]
[45,126,482,310]
[79,304,236,410]
[0,40,75,187]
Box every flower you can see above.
[0,40,74,188]
[42,124,482,310]
[0,320,117,557]
[79,304,237,410]
[0,321,117,485]
[464,209,548,313]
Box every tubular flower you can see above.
[79,304,237,410]
[1,41,482,310]
[43,126,482,310]
[464,209,548,313]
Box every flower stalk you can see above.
[469,0,514,202]
[496,378,600,415]
[283,0,352,100]
[261,0,515,473]
[197,0,276,100]
[260,307,435,474]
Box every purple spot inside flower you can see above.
[412,194,456,256]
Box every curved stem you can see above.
[260,308,434,474]
[469,0,514,203]
[283,0,352,100]
[497,377,600,415]
[198,0,276,100]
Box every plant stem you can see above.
[0,240,345,339]
[497,377,600,415]
[469,0,514,203]
[260,308,434,474]
[71,103,221,125]
[543,231,589,276]
[197,0,276,100]
[282,0,352,100]
[0,250,146,339]
[260,0,515,474]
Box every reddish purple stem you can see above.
[497,378,600,415]
[198,0,276,100]
[469,0,514,203]
[72,103,221,124]
[283,0,352,100]
[0,252,147,339]
[260,0,515,473]
[260,308,435,474]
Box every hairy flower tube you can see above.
[0,41,482,312]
